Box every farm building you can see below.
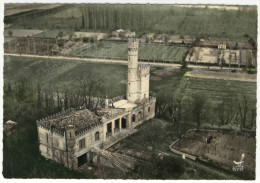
[186,47,255,67]
[36,38,156,170]
[112,29,135,38]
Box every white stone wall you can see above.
[37,126,66,164]
[139,74,150,100]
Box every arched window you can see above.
[138,111,142,120]
[132,114,136,123]
[95,131,100,141]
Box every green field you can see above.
[32,29,70,39]
[76,42,188,63]
[5,4,257,41]
[181,76,256,105]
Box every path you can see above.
[4,53,244,70]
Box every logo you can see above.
[233,153,244,171]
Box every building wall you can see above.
[139,74,150,100]
[74,125,104,158]
[37,126,67,165]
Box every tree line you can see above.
[155,86,256,134]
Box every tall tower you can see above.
[138,64,150,101]
[127,38,139,103]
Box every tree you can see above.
[73,66,105,111]
[237,92,250,129]
[155,89,170,117]
[8,30,13,37]
[168,92,184,133]
[217,91,239,126]
[57,31,63,39]
[191,94,208,130]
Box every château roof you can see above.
[37,107,126,134]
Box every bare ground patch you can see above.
[152,67,179,77]
[171,129,256,172]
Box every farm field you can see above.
[76,42,189,63]
[4,29,43,37]
[180,75,256,106]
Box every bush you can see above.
[247,69,257,74]
[133,155,185,179]
[90,37,95,43]
[82,37,89,43]
[73,37,81,42]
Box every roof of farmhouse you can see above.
[37,107,126,133]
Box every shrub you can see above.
[247,69,257,74]
[82,37,89,43]
[73,37,81,42]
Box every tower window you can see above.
[148,107,151,113]
[129,83,130,85]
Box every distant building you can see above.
[36,38,156,169]
[218,44,226,50]
[4,120,18,136]
[112,29,135,38]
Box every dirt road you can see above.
[4,53,244,71]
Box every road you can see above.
[4,53,244,71]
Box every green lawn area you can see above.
[32,29,70,39]
[181,76,256,106]
[76,42,188,63]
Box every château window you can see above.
[79,138,85,150]
[95,132,100,141]
[148,107,151,113]
[129,83,130,85]
[46,133,49,144]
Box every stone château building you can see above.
[36,38,156,169]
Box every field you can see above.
[4,56,186,98]
[4,38,67,55]
[76,42,189,63]
[180,75,256,106]
[4,4,64,16]
[4,29,43,37]
[5,4,257,41]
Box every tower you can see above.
[127,38,139,103]
[138,64,150,101]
